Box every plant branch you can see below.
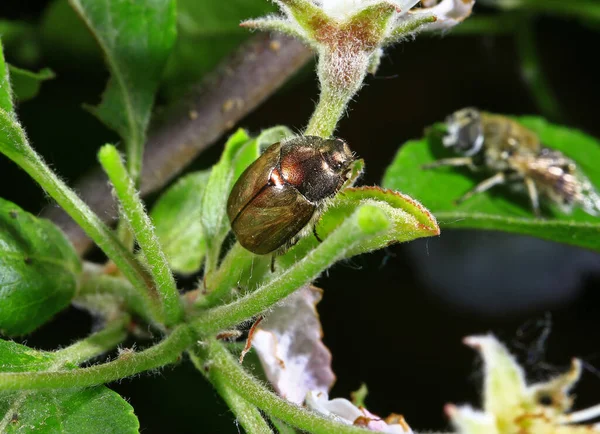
[203,340,373,434]
[189,349,273,434]
[0,325,193,391]
[99,145,183,326]
[44,34,312,254]
[192,205,390,335]
[53,315,130,366]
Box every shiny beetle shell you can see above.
[227,136,355,254]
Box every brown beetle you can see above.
[227,136,355,254]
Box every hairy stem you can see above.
[304,84,351,138]
[78,262,151,322]
[99,145,183,326]
[0,111,164,325]
[192,205,389,334]
[204,340,373,434]
[189,350,273,434]
[53,315,130,366]
[0,325,193,391]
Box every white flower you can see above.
[306,391,413,433]
[243,0,476,76]
[447,335,600,434]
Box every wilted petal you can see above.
[252,285,335,404]
[306,391,413,433]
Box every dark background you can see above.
[2,1,600,433]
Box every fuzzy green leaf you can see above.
[69,0,177,180]
[151,170,211,274]
[201,129,256,271]
[162,0,276,99]
[0,198,81,335]
[7,65,55,102]
[278,186,440,268]
[0,42,14,114]
[382,117,600,251]
[0,340,139,433]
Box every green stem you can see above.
[515,18,562,121]
[79,262,152,322]
[192,205,389,334]
[0,325,193,391]
[189,350,273,434]
[304,85,349,138]
[205,340,373,434]
[0,111,164,325]
[53,315,130,366]
[99,145,183,326]
[199,243,269,309]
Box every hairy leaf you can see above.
[69,0,177,178]
[162,0,276,99]
[382,117,600,251]
[151,170,211,274]
[0,340,139,433]
[0,42,14,114]
[201,129,256,268]
[273,186,440,270]
[0,198,81,335]
[8,65,55,102]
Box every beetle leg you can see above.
[456,172,506,204]
[422,157,475,170]
[524,177,541,217]
[313,225,323,243]
[270,254,276,273]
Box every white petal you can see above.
[252,286,335,405]
[409,0,475,31]
[305,391,413,433]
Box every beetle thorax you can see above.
[279,142,349,203]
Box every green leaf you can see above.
[0,198,81,335]
[0,340,139,433]
[382,116,600,251]
[274,186,439,270]
[69,0,177,180]
[0,20,41,66]
[162,0,276,99]
[201,129,256,272]
[0,41,14,114]
[7,65,55,102]
[151,170,211,274]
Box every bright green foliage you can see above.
[0,340,139,433]
[277,186,440,268]
[69,0,177,182]
[7,65,55,102]
[0,198,81,335]
[151,170,211,274]
[200,129,258,273]
[0,44,14,114]
[382,116,600,251]
[162,0,276,99]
